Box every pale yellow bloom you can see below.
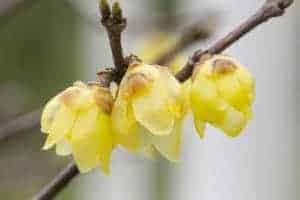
[136,32,186,74]
[190,54,255,138]
[112,62,185,161]
[41,81,114,174]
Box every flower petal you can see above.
[217,106,247,137]
[132,80,175,136]
[112,98,138,136]
[70,108,113,174]
[56,139,72,156]
[42,105,75,150]
[190,75,226,123]
[41,96,60,134]
[150,120,182,162]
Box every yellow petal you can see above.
[42,105,75,150]
[114,130,140,152]
[112,98,138,136]
[193,115,206,138]
[70,107,113,174]
[190,75,226,123]
[41,96,60,134]
[180,79,192,116]
[97,112,114,174]
[217,106,247,137]
[132,66,182,136]
[132,80,175,136]
[59,82,94,112]
[56,139,72,156]
[150,120,182,162]
[141,146,157,160]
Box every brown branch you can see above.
[0,109,41,140]
[99,0,127,81]
[32,162,79,200]
[175,0,294,82]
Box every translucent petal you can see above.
[159,67,183,117]
[56,139,72,156]
[150,120,182,162]
[218,106,247,137]
[97,112,114,174]
[114,130,140,152]
[41,96,60,134]
[132,80,175,136]
[236,67,255,106]
[193,115,206,138]
[180,79,192,116]
[43,105,75,150]
[190,75,226,123]
[112,98,138,136]
[216,73,248,112]
[141,146,157,160]
[70,108,113,174]
[59,84,94,112]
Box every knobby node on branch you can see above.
[99,0,127,82]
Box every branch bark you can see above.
[100,0,127,81]
[175,0,294,82]
[32,162,79,200]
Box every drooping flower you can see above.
[112,62,185,161]
[41,81,114,174]
[190,54,255,138]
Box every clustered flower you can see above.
[41,54,255,174]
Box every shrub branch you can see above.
[175,0,294,82]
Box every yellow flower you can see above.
[41,81,114,174]
[112,62,185,161]
[136,32,186,74]
[190,54,255,138]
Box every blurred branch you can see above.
[175,0,294,82]
[154,14,219,65]
[0,0,40,26]
[100,0,127,81]
[32,162,79,200]
[0,109,41,140]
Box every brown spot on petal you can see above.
[93,87,113,114]
[213,59,237,74]
[59,87,81,108]
[123,73,152,98]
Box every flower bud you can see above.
[190,54,255,138]
[112,62,185,161]
[41,81,114,174]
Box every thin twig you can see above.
[100,0,127,80]
[0,109,41,140]
[32,162,79,200]
[175,0,294,82]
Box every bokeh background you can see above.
[0,0,297,199]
